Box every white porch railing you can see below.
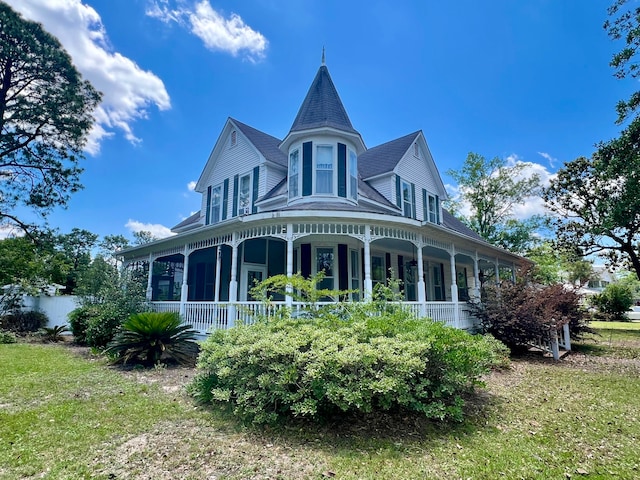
[149,300,480,336]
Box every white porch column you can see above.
[363,225,373,300]
[473,253,481,299]
[563,322,572,351]
[450,246,459,327]
[214,246,222,302]
[179,247,189,317]
[145,253,154,301]
[494,258,500,285]
[416,244,426,317]
[286,224,294,308]
[228,233,239,327]
[511,262,517,283]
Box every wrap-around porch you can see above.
[125,219,518,336]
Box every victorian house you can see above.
[120,60,526,335]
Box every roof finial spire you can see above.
[321,46,325,66]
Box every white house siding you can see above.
[368,175,393,204]
[395,150,440,222]
[204,132,261,220]
[22,295,79,329]
[264,164,285,195]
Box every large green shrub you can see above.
[0,330,17,344]
[105,312,199,366]
[67,305,98,345]
[591,283,634,321]
[0,310,48,334]
[190,300,503,425]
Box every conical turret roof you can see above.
[288,65,358,135]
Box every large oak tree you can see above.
[544,117,640,280]
[0,3,100,235]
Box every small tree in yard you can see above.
[591,282,634,321]
[469,271,592,352]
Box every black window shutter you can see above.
[338,244,348,291]
[205,186,211,225]
[301,243,311,278]
[232,174,239,217]
[385,252,391,282]
[222,178,229,220]
[337,143,347,198]
[397,255,404,282]
[435,195,440,223]
[411,183,416,219]
[395,175,401,208]
[440,263,446,301]
[252,166,260,214]
[302,141,312,196]
[422,188,427,222]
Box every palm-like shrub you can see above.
[40,324,70,342]
[105,312,199,366]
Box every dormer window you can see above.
[315,145,334,194]
[231,130,237,147]
[238,173,251,214]
[423,188,440,224]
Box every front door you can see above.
[240,264,267,301]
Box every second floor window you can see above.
[238,173,251,215]
[349,149,358,201]
[428,193,440,224]
[316,145,334,194]
[210,184,223,223]
[401,179,414,218]
[289,149,299,199]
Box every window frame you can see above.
[401,179,414,218]
[210,183,223,224]
[314,144,335,195]
[314,246,336,295]
[428,193,440,224]
[237,172,252,216]
[288,148,300,200]
[348,149,358,201]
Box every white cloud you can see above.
[0,224,25,240]
[146,0,268,62]
[125,219,175,239]
[537,151,557,168]
[7,0,171,154]
[187,180,197,191]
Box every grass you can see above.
[574,320,640,359]
[1,326,640,479]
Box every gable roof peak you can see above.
[288,63,358,135]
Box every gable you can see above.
[394,133,447,200]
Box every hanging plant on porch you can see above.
[105,312,199,366]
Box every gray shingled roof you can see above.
[232,118,287,167]
[441,209,486,242]
[358,131,420,179]
[289,66,358,135]
[269,201,400,216]
[171,211,201,231]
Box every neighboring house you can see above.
[119,60,527,335]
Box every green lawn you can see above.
[1,329,639,479]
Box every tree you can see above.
[0,4,101,236]
[57,228,98,294]
[544,117,640,280]
[604,0,640,123]
[446,153,544,252]
[133,230,157,245]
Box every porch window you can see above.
[432,264,445,301]
[289,149,300,199]
[210,184,223,224]
[316,247,335,292]
[457,268,469,301]
[348,149,358,201]
[371,255,385,289]
[316,145,334,194]
[401,180,414,218]
[428,193,440,224]
[238,173,251,215]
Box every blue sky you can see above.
[4,0,631,241]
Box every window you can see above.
[348,149,358,201]
[316,247,335,292]
[210,184,223,224]
[315,145,334,194]
[371,255,385,289]
[428,193,440,224]
[289,149,300,199]
[231,130,237,147]
[238,173,251,215]
[401,180,414,218]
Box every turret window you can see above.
[289,149,300,199]
[315,145,334,194]
[349,149,358,201]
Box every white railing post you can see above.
[550,329,560,360]
[416,244,426,318]
[179,247,189,318]
[364,225,373,301]
[563,322,572,351]
[146,253,154,301]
